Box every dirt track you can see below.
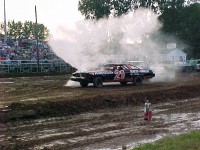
[0,73,200,149]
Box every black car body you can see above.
[70,63,155,87]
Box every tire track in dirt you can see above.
[4,97,200,150]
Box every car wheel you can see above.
[186,67,193,72]
[93,77,103,88]
[120,82,127,85]
[80,81,89,87]
[133,76,143,86]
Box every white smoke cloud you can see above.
[48,8,181,83]
[48,8,161,70]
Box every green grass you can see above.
[133,131,200,150]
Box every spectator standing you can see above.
[144,99,152,121]
[14,39,19,48]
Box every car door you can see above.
[102,64,116,82]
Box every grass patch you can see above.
[133,131,200,150]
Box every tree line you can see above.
[78,0,200,58]
[0,20,49,41]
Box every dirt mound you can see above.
[6,79,200,120]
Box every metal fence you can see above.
[0,59,74,75]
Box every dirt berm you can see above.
[2,72,200,121]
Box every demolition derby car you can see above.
[70,63,155,87]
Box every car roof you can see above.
[127,61,145,63]
[104,63,126,66]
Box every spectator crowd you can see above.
[0,38,56,64]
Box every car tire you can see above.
[93,77,103,88]
[80,81,89,87]
[120,82,127,85]
[185,67,193,72]
[133,76,143,86]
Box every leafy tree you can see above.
[78,0,144,20]
[7,20,18,39]
[78,0,172,20]
[159,3,200,58]
[78,0,112,20]
[22,21,34,39]
[112,0,134,16]
[36,24,49,41]
[6,20,49,41]
[182,3,200,58]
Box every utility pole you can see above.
[35,5,40,72]
[4,0,7,44]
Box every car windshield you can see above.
[96,64,141,70]
[129,65,140,69]
[103,64,114,70]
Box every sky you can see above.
[0,0,84,33]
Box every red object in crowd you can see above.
[0,57,6,60]
[144,111,152,121]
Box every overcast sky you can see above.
[0,0,84,33]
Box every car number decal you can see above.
[114,70,125,80]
